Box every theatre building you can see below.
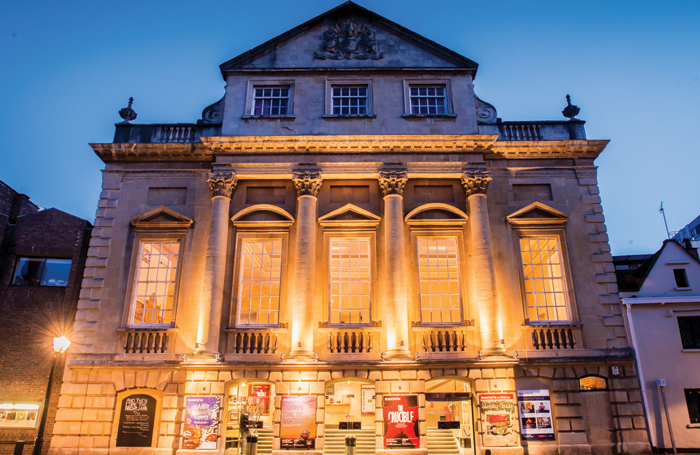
[50,3,651,455]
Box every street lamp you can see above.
[32,336,71,455]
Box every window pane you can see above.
[519,236,569,322]
[409,85,447,115]
[238,240,283,326]
[417,238,461,324]
[252,86,290,116]
[329,239,371,325]
[12,258,45,286]
[130,240,179,326]
[331,85,369,115]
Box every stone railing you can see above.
[478,120,586,141]
[318,324,382,358]
[412,323,476,356]
[113,123,221,144]
[118,329,175,354]
[523,325,582,350]
[227,330,283,354]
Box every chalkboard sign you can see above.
[116,394,157,447]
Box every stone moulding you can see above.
[130,205,194,229]
[230,204,295,228]
[404,203,468,227]
[506,201,569,226]
[90,143,212,162]
[487,140,610,160]
[318,203,381,228]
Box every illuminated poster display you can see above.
[361,385,375,414]
[478,393,519,447]
[383,395,419,449]
[518,390,554,440]
[280,396,316,449]
[116,394,157,447]
[249,384,271,414]
[183,396,221,450]
[0,404,39,429]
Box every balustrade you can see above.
[420,328,470,352]
[121,330,171,354]
[230,331,279,354]
[524,326,580,350]
[152,126,196,143]
[327,330,374,353]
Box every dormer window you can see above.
[409,85,446,115]
[674,268,690,288]
[332,86,368,115]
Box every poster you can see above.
[383,395,419,449]
[116,394,157,447]
[361,386,375,415]
[249,384,271,414]
[478,393,519,447]
[280,396,316,449]
[517,390,554,440]
[183,396,221,450]
[0,404,39,429]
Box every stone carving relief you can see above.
[378,171,408,197]
[200,96,224,124]
[461,170,492,197]
[475,95,498,123]
[314,19,383,60]
[293,171,323,197]
[207,172,237,198]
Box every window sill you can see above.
[241,115,296,120]
[687,423,700,428]
[676,287,693,291]
[681,348,700,353]
[523,322,581,327]
[226,326,288,333]
[403,114,457,119]
[322,114,376,119]
[118,327,178,332]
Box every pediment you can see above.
[220,2,477,72]
[231,204,295,228]
[319,204,381,228]
[131,206,193,229]
[405,203,468,227]
[507,202,568,225]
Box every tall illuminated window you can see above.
[519,237,569,322]
[130,241,179,326]
[238,240,282,326]
[329,239,370,324]
[417,238,461,324]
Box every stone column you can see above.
[196,171,237,355]
[461,170,506,356]
[288,171,323,360]
[378,171,412,360]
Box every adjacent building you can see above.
[51,3,650,455]
[616,240,700,452]
[0,180,91,455]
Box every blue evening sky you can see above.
[1,0,698,255]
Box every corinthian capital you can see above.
[461,170,492,197]
[292,171,323,197]
[207,172,237,198]
[378,171,408,197]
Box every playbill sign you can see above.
[383,395,420,449]
[116,394,157,447]
[478,393,519,447]
[280,396,316,449]
[183,396,221,450]
[517,390,554,440]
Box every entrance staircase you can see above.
[255,429,273,455]
[427,428,460,455]
[325,428,375,455]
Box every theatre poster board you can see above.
[0,404,40,429]
[280,396,316,449]
[116,394,157,447]
[361,385,375,415]
[383,395,419,449]
[183,396,221,450]
[517,389,554,440]
[478,393,519,447]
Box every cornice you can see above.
[90,143,212,162]
[202,135,499,154]
[486,140,610,160]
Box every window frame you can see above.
[512,227,578,326]
[123,233,186,329]
[11,256,73,287]
[243,80,295,118]
[323,232,377,327]
[230,231,290,329]
[402,79,455,117]
[674,268,690,289]
[410,229,467,327]
[324,79,374,118]
[678,315,700,350]
[685,389,700,424]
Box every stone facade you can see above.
[51,3,649,455]
[0,180,91,455]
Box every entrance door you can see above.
[459,400,475,455]
[225,382,274,452]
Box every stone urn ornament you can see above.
[562,94,580,120]
[119,97,138,123]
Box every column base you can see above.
[383,348,414,361]
[480,346,511,359]
[287,349,317,362]
[184,350,221,364]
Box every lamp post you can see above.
[32,336,70,455]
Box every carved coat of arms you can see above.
[314,19,383,60]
